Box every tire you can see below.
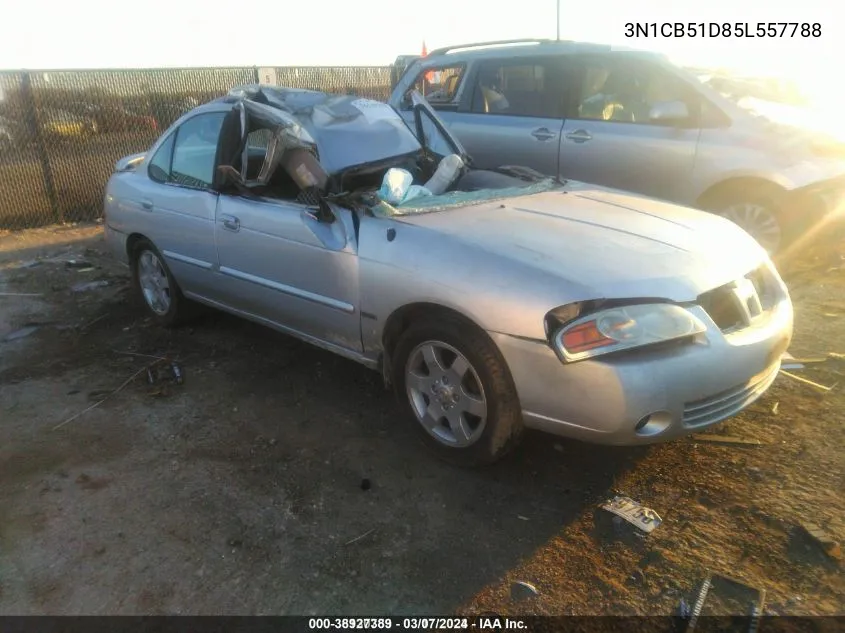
[391,316,524,467]
[130,239,190,327]
[703,185,792,256]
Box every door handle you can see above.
[531,127,557,141]
[140,199,153,210]
[221,214,240,232]
[564,129,593,143]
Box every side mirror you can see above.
[648,100,689,123]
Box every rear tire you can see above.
[130,239,190,327]
[392,316,524,466]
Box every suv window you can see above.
[411,65,464,107]
[169,112,226,188]
[470,58,566,118]
[573,56,699,125]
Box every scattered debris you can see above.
[517,515,530,521]
[686,574,712,630]
[78,313,108,332]
[780,369,835,393]
[53,360,166,431]
[601,495,662,534]
[829,352,845,361]
[3,324,41,342]
[791,357,828,364]
[780,351,805,370]
[344,528,376,546]
[691,434,764,446]
[628,569,646,584]
[687,572,766,628]
[112,349,169,361]
[9,260,41,270]
[510,581,539,601]
[65,259,94,269]
[799,523,842,561]
[678,598,691,618]
[360,478,371,491]
[171,362,184,385]
[771,401,779,415]
[71,280,109,293]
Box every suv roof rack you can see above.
[427,39,563,57]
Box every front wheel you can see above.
[392,318,524,466]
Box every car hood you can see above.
[396,184,768,302]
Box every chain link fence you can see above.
[0,66,393,230]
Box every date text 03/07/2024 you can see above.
[624,22,821,38]
[307,617,527,630]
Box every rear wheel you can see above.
[392,317,524,466]
[130,239,190,327]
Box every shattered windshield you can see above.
[372,178,560,217]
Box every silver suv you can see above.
[389,39,845,254]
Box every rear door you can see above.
[557,54,700,202]
[447,56,576,175]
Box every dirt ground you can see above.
[0,223,842,616]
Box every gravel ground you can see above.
[0,224,842,616]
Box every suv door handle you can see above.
[220,214,240,232]
[531,127,557,141]
[140,199,153,210]
[564,129,593,143]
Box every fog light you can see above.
[634,411,672,437]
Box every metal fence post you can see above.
[253,66,260,84]
[20,72,61,224]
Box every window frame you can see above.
[406,63,467,111]
[147,130,176,184]
[467,56,571,119]
[566,54,704,129]
[146,111,226,191]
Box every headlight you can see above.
[552,303,706,363]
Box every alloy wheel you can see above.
[405,340,488,447]
[138,250,171,316]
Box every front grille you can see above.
[682,362,780,427]
[697,264,779,332]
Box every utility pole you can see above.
[556,0,560,40]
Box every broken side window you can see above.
[410,65,465,108]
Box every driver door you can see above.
[211,110,363,354]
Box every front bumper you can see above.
[492,298,793,446]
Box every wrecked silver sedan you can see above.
[103,86,793,465]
